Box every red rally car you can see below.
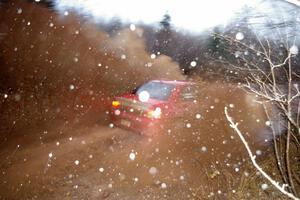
[110,80,198,136]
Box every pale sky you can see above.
[54,0,258,32]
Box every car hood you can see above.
[115,94,166,109]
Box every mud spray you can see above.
[0,0,184,127]
[0,1,278,199]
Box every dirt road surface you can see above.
[0,84,276,199]
[0,119,271,200]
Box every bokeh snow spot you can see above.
[190,61,197,67]
[290,45,299,55]
[256,150,262,155]
[99,167,104,172]
[17,8,22,14]
[235,32,244,40]
[161,183,167,189]
[138,91,150,102]
[186,123,191,128]
[149,167,158,175]
[201,146,207,152]
[261,183,268,190]
[130,24,136,31]
[121,54,126,59]
[265,121,271,126]
[114,109,121,115]
[69,84,75,90]
[129,152,136,160]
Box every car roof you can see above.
[151,80,195,86]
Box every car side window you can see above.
[180,86,197,101]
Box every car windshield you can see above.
[135,82,175,101]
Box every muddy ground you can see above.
[0,85,280,200]
[0,120,253,200]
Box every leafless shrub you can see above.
[219,24,300,199]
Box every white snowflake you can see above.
[64,11,69,16]
[69,84,75,90]
[99,167,104,172]
[150,54,156,59]
[186,123,191,128]
[290,45,299,55]
[145,62,152,67]
[149,167,158,175]
[114,109,121,115]
[121,54,126,59]
[261,183,268,190]
[48,152,53,158]
[161,183,167,189]
[17,8,22,14]
[190,61,197,67]
[74,160,80,165]
[235,32,244,40]
[265,121,271,126]
[129,152,136,160]
[130,24,136,31]
[235,51,241,58]
[201,146,207,152]
[138,91,150,102]
[256,150,262,155]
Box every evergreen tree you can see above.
[153,13,173,55]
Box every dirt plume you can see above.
[101,82,275,195]
[0,0,184,134]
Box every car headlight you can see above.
[112,100,120,108]
[147,107,162,119]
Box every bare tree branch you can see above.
[225,107,299,200]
